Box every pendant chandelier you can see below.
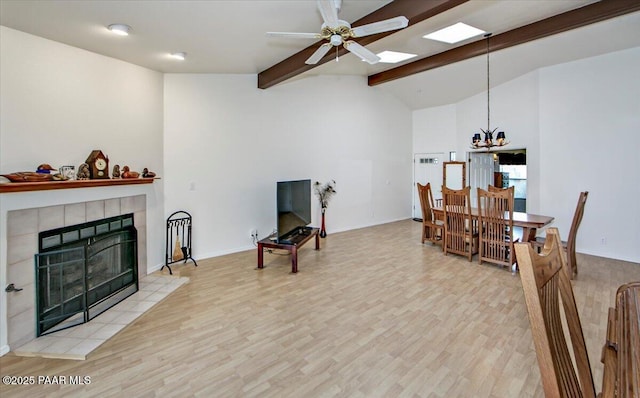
[471,33,508,150]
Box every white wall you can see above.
[164,74,413,259]
[0,27,164,354]
[539,47,640,261]
[413,104,457,155]
[413,47,640,263]
[457,72,543,212]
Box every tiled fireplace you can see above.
[5,195,147,349]
[36,213,139,336]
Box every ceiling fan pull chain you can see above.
[336,46,339,62]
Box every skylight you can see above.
[376,50,417,64]
[423,22,485,44]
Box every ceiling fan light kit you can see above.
[267,0,409,65]
[330,33,343,46]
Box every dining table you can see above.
[431,206,554,243]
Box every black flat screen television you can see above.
[276,179,311,243]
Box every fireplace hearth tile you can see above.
[64,339,104,359]
[111,311,143,325]
[144,291,168,302]
[104,198,121,218]
[91,323,127,340]
[91,309,125,323]
[130,300,156,313]
[7,233,37,265]
[7,208,37,237]
[121,196,137,214]
[11,274,188,360]
[86,200,105,222]
[7,258,33,296]
[6,283,34,318]
[64,202,86,226]
[14,335,57,353]
[45,337,84,354]
[111,299,139,312]
[38,205,64,231]
[130,289,154,301]
[63,321,106,339]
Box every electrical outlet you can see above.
[250,229,258,240]
[600,237,606,245]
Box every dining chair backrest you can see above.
[515,227,596,398]
[477,187,516,268]
[532,191,589,278]
[417,182,436,223]
[566,191,588,277]
[442,185,477,261]
[487,184,505,193]
[417,182,443,245]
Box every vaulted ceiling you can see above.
[2,0,639,109]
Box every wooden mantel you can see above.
[0,178,156,194]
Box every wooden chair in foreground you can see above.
[417,182,444,246]
[531,191,589,279]
[442,186,478,261]
[477,186,518,270]
[515,227,596,398]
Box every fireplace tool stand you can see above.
[164,211,198,275]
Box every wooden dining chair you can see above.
[515,227,596,398]
[487,184,505,193]
[531,191,588,278]
[477,187,517,269]
[442,186,478,261]
[417,182,444,246]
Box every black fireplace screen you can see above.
[35,214,138,336]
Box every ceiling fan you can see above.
[267,0,409,65]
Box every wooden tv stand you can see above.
[257,228,320,273]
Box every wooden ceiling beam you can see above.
[368,0,640,86]
[257,0,469,89]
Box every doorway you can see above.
[413,152,444,219]
[468,149,527,211]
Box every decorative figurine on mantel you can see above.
[84,150,110,179]
[36,164,56,174]
[314,180,337,238]
[121,165,140,179]
[142,168,156,178]
[76,163,90,180]
[112,164,121,178]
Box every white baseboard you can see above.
[146,262,164,274]
[0,344,10,356]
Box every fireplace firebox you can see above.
[35,214,138,336]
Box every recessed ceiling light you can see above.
[170,52,187,61]
[107,24,131,36]
[376,50,417,64]
[423,22,485,44]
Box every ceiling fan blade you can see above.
[266,32,321,39]
[317,0,339,28]
[344,41,380,64]
[350,16,409,37]
[305,43,332,65]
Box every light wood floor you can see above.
[1,219,639,397]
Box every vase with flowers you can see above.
[314,180,337,238]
